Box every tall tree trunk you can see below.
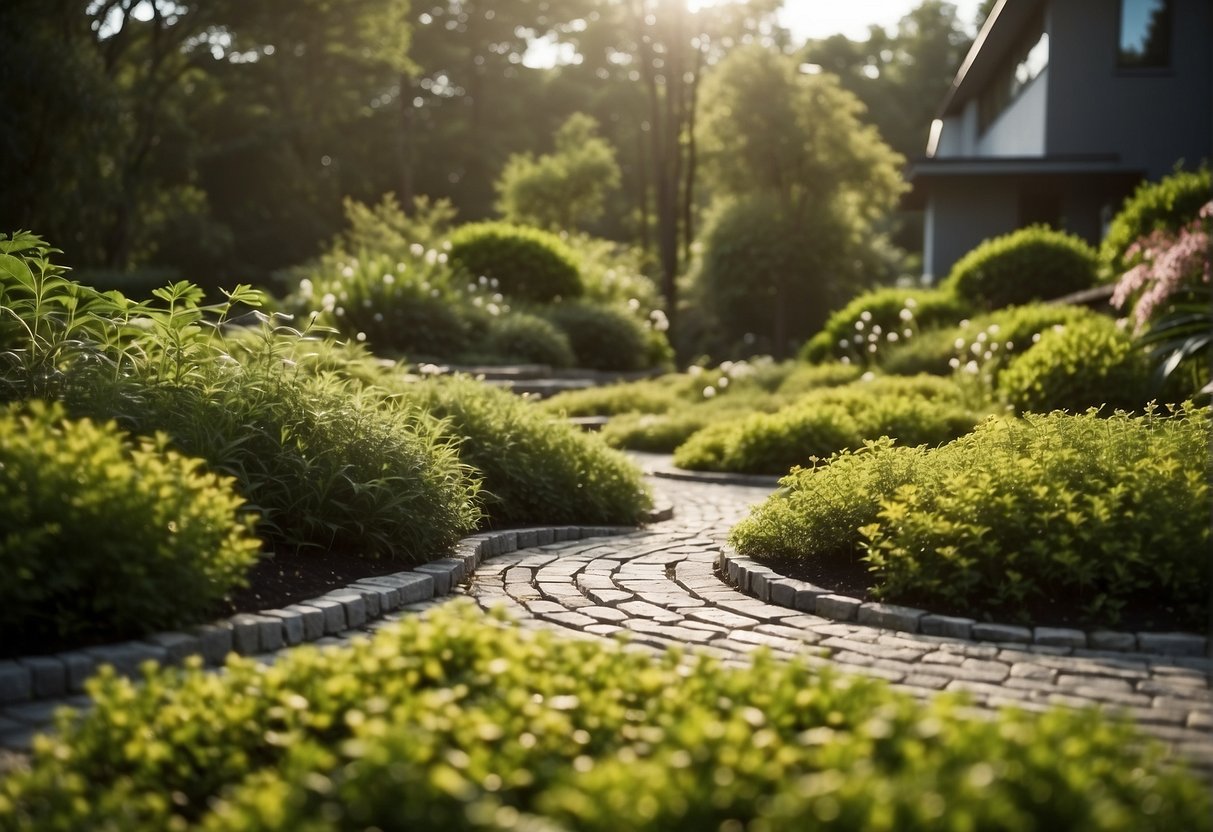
[681,37,705,264]
[398,71,417,206]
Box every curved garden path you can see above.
[1,457,1210,777]
[461,466,1213,771]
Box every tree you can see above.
[495,114,622,231]
[693,45,906,357]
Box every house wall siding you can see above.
[1046,0,1212,175]
[924,178,1020,281]
[977,66,1049,156]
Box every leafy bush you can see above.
[543,300,654,371]
[564,233,664,316]
[447,222,583,302]
[478,311,574,367]
[76,363,482,561]
[2,603,1205,832]
[0,402,259,653]
[940,226,1099,310]
[801,287,968,364]
[732,408,1210,628]
[997,315,1167,413]
[674,375,979,475]
[542,379,684,417]
[1102,168,1211,275]
[395,375,651,527]
[880,303,1099,379]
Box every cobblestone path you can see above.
[466,475,1213,770]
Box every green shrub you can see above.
[75,364,481,561]
[1102,168,1212,275]
[801,287,968,363]
[291,250,486,359]
[543,300,654,371]
[773,361,863,395]
[673,376,979,475]
[447,222,583,302]
[0,402,259,653]
[880,303,1099,379]
[997,315,1164,413]
[2,603,1205,832]
[542,379,684,417]
[395,375,651,527]
[478,311,575,367]
[732,408,1210,628]
[941,226,1099,310]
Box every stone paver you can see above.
[3,457,1211,777]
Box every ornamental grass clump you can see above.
[0,402,260,654]
[731,407,1209,628]
[393,375,651,527]
[1,602,1206,831]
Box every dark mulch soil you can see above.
[772,554,1203,633]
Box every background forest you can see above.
[1,0,994,357]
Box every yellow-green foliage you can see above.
[0,402,259,652]
[674,375,981,475]
[2,603,1206,831]
[940,226,1099,311]
[997,315,1165,414]
[732,408,1209,627]
[1101,168,1212,276]
[448,222,583,302]
[542,379,685,417]
[395,375,651,527]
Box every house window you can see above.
[978,15,1049,133]
[1119,0,1172,68]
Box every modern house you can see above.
[909,0,1212,282]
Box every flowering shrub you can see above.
[1112,201,1211,331]
[800,287,968,364]
[940,225,1099,310]
[1101,168,1211,275]
[732,408,1210,628]
[0,402,259,653]
[4,603,1206,831]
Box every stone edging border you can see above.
[0,522,653,708]
[718,546,1209,658]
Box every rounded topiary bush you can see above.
[447,222,583,302]
[732,408,1209,629]
[0,402,260,653]
[479,311,575,367]
[801,287,969,364]
[544,301,653,371]
[997,315,1164,413]
[941,226,1099,310]
[1102,168,1211,275]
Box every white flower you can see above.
[903,329,913,338]
[855,320,865,331]
[905,298,918,309]
[479,275,489,286]
[341,265,355,279]
[425,249,439,265]
[899,308,914,322]
[988,324,1001,335]
[867,344,877,353]
[963,360,979,374]
[838,339,849,349]
[628,298,641,311]
[840,356,851,365]
[887,332,899,342]
[373,312,384,322]
[321,292,337,311]
[861,371,876,382]
[438,252,447,264]
[976,331,988,343]
[853,334,863,344]
[410,243,425,257]
[871,324,882,336]
[396,262,407,272]
[959,319,970,329]
[718,377,729,388]
[948,357,961,369]
[860,311,872,322]
[1032,333,1042,343]
[703,386,716,398]
[989,342,999,352]
[954,338,966,350]
[383,273,395,285]
[688,365,704,376]
[971,342,983,355]
[1005,341,1014,351]
[299,278,314,298]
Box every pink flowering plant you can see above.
[1111,201,1212,389]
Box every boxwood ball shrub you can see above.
[801,286,968,364]
[997,314,1164,414]
[940,226,1099,311]
[2,603,1205,832]
[0,402,259,653]
[1102,167,1212,275]
[674,375,980,475]
[397,375,651,527]
[543,300,653,371]
[731,408,1210,628]
[447,222,583,302]
[478,311,575,368]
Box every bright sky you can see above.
[777,0,984,41]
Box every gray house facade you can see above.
[909,0,1212,282]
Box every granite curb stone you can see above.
[718,546,1209,656]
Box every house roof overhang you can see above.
[936,0,1049,118]
[902,154,1144,208]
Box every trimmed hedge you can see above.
[732,408,1209,628]
[479,311,575,368]
[447,222,583,302]
[673,375,980,475]
[543,301,654,372]
[0,402,259,654]
[940,226,1099,310]
[1,603,1205,831]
